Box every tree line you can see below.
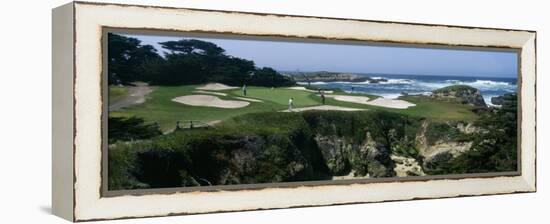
[108,33,295,87]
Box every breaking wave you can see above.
[302,75,517,100]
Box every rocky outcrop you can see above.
[314,132,395,178]
[415,120,476,173]
[491,93,517,107]
[292,71,386,83]
[314,135,353,175]
[431,85,486,107]
[360,132,396,177]
[111,110,488,190]
[391,155,425,177]
[456,122,479,134]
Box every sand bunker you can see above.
[196,83,238,91]
[172,95,249,108]
[282,105,367,112]
[330,95,370,104]
[193,90,227,96]
[328,94,415,109]
[233,97,263,102]
[364,98,415,109]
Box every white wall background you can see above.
[0,0,547,223]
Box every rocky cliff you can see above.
[414,120,476,173]
[109,111,480,190]
[431,85,487,107]
[314,132,395,178]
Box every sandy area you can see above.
[172,95,249,108]
[193,90,227,96]
[233,97,263,102]
[281,105,367,112]
[364,98,415,109]
[328,94,415,109]
[196,83,238,91]
[330,95,370,103]
[286,86,334,94]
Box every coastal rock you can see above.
[491,93,517,106]
[361,133,396,177]
[414,120,475,173]
[456,122,480,134]
[368,78,388,83]
[314,135,353,175]
[292,71,372,83]
[313,132,395,178]
[352,132,395,178]
[421,140,474,173]
[431,85,487,107]
[391,155,425,177]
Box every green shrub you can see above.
[428,96,518,174]
[108,116,162,144]
[425,122,460,145]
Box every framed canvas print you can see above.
[52,1,537,222]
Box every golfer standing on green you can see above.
[242,84,247,96]
[288,97,294,111]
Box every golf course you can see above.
[108,82,478,132]
[106,33,517,191]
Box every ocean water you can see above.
[298,74,517,106]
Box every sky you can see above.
[122,33,518,78]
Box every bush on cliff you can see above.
[428,94,518,174]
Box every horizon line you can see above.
[278,70,518,79]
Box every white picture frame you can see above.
[52,1,536,222]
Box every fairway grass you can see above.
[229,87,319,107]
[110,85,319,131]
[109,85,479,131]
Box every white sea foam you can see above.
[483,95,499,107]
[299,76,516,104]
[380,79,414,84]
[440,79,512,90]
[408,79,515,92]
[297,81,328,85]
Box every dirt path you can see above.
[109,82,152,111]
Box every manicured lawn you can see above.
[109,85,478,131]
[393,95,479,122]
[309,94,478,122]
[227,87,319,107]
[110,85,322,131]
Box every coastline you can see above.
[293,73,517,106]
